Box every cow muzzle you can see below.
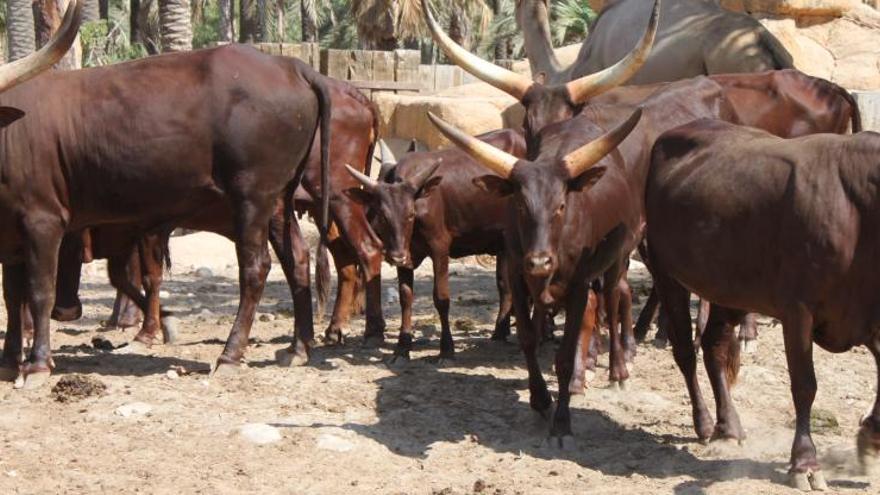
[387,251,413,269]
[525,252,556,277]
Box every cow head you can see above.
[422,0,658,158]
[428,109,641,287]
[345,143,442,268]
[0,0,82,126]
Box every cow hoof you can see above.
[52,305,82,322]
[568,377,586,395]
[0,366,18,382]
[14,370,51,390]
[275,348,309,368]
[788,470,826,492]
[161,316,180,345]
[387,352,410,367]
[741,339,758,354]
[362,334,384,348]
[211,360,247,377]
[545,434,577,451]
[323,332,345,346]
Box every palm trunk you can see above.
[515,0,563,81]
[6,0,36,61]
[99,0,109,19]
[301,0,317,42]
[448,9,470,51]
[240,0,259,42]
[218,0,234,42]
[82,0,100,23]
[159,0,193,52]
[491,0,508,60]
[275,0,285,42]
[33,0,81,69]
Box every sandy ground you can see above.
[0,231,877,494]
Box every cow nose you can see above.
[525,253,555,276]
[388,252,412,268]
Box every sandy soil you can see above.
[0,231,877,494]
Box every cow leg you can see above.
[634,286,659,342]
[739,313,759,354]
[269,206,313,367]
[433,252,455,361]
[695,297,710,351]
[216,200,274,371]
[52,232,83,321]
[569,289,599,395]
[17,220,64,389]
[511,269,551,415]
[619,277,636,362]
[362,276,385,347]
[392,266,416,362]
[491,254,512,342]
[323,234,358,345]
[701,305,745,442]
[858,335,880,476]
[604,268,629,386]
[781,306,826,490]
[549,280,593,448]
[653,271,714,440]
[107,247,144,328]
[132,235,171,345]
[1,264,27,381]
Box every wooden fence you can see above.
[252,42,485,97]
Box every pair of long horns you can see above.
[346,160,440,191]
[428,108,642,179]
[422,0,659,103]
[0,0,82,93]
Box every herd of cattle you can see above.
[0,0,878,490]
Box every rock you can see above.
[159,290,170,299]
[454,318,476,333]
[853,90,880,132]
[114,402,153,418]
[316,433,355,452]
[384,287,399,304]
[722,0,861,16]
[194,266,213,278]
[165,369,179,380]
[258,313,275,323]
[52,375,107,403]
[239,423,282,445]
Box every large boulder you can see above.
[721,0,863,16]
[758,5,880,90]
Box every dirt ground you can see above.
[0,232,877,494]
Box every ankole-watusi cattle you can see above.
[45,75,385,353]
[516,0,792,86]
[343,130,527,362]
[646,119,880,490]
[428,107,644,445]
[0,31,335,387]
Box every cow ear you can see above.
[473,175,514,197]
[568,166,606,192]
[417,176,442,198]
[0,107,25,128]
[343,187,374,205]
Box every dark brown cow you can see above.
[429,108,644,446]
[47,75,385,352]
[0,36,333,387]
[646,119,880,490]
[343,129,527,362]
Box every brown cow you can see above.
[343,130,527,362]
[646,119,880,490]
[0,37,333,387]
[428,108,644,446]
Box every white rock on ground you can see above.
[316,433,355,453]
[114,402,153,418]
[238,423,283,445]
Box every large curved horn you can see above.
[422,0,533,100]
[345,164,379,191]
[0,0,82,93]
[427,112,519,179]
[407,162,441,190]
[563,108,642,178]
[379,139,397,167]
[565,0,660,104]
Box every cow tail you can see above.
[842,88,863,133]
[315,235,331,325]
[726,329,742,388]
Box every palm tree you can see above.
[6,0,35,61]
[240,0,263,42]
[301,0,320,42]
[158,0,193,51]
[218,0,234,42]
[82,0,101,23]
[33,0,81,69]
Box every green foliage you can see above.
[80,19,148,66]
[193,0,221,48]
[551,0,595,46]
